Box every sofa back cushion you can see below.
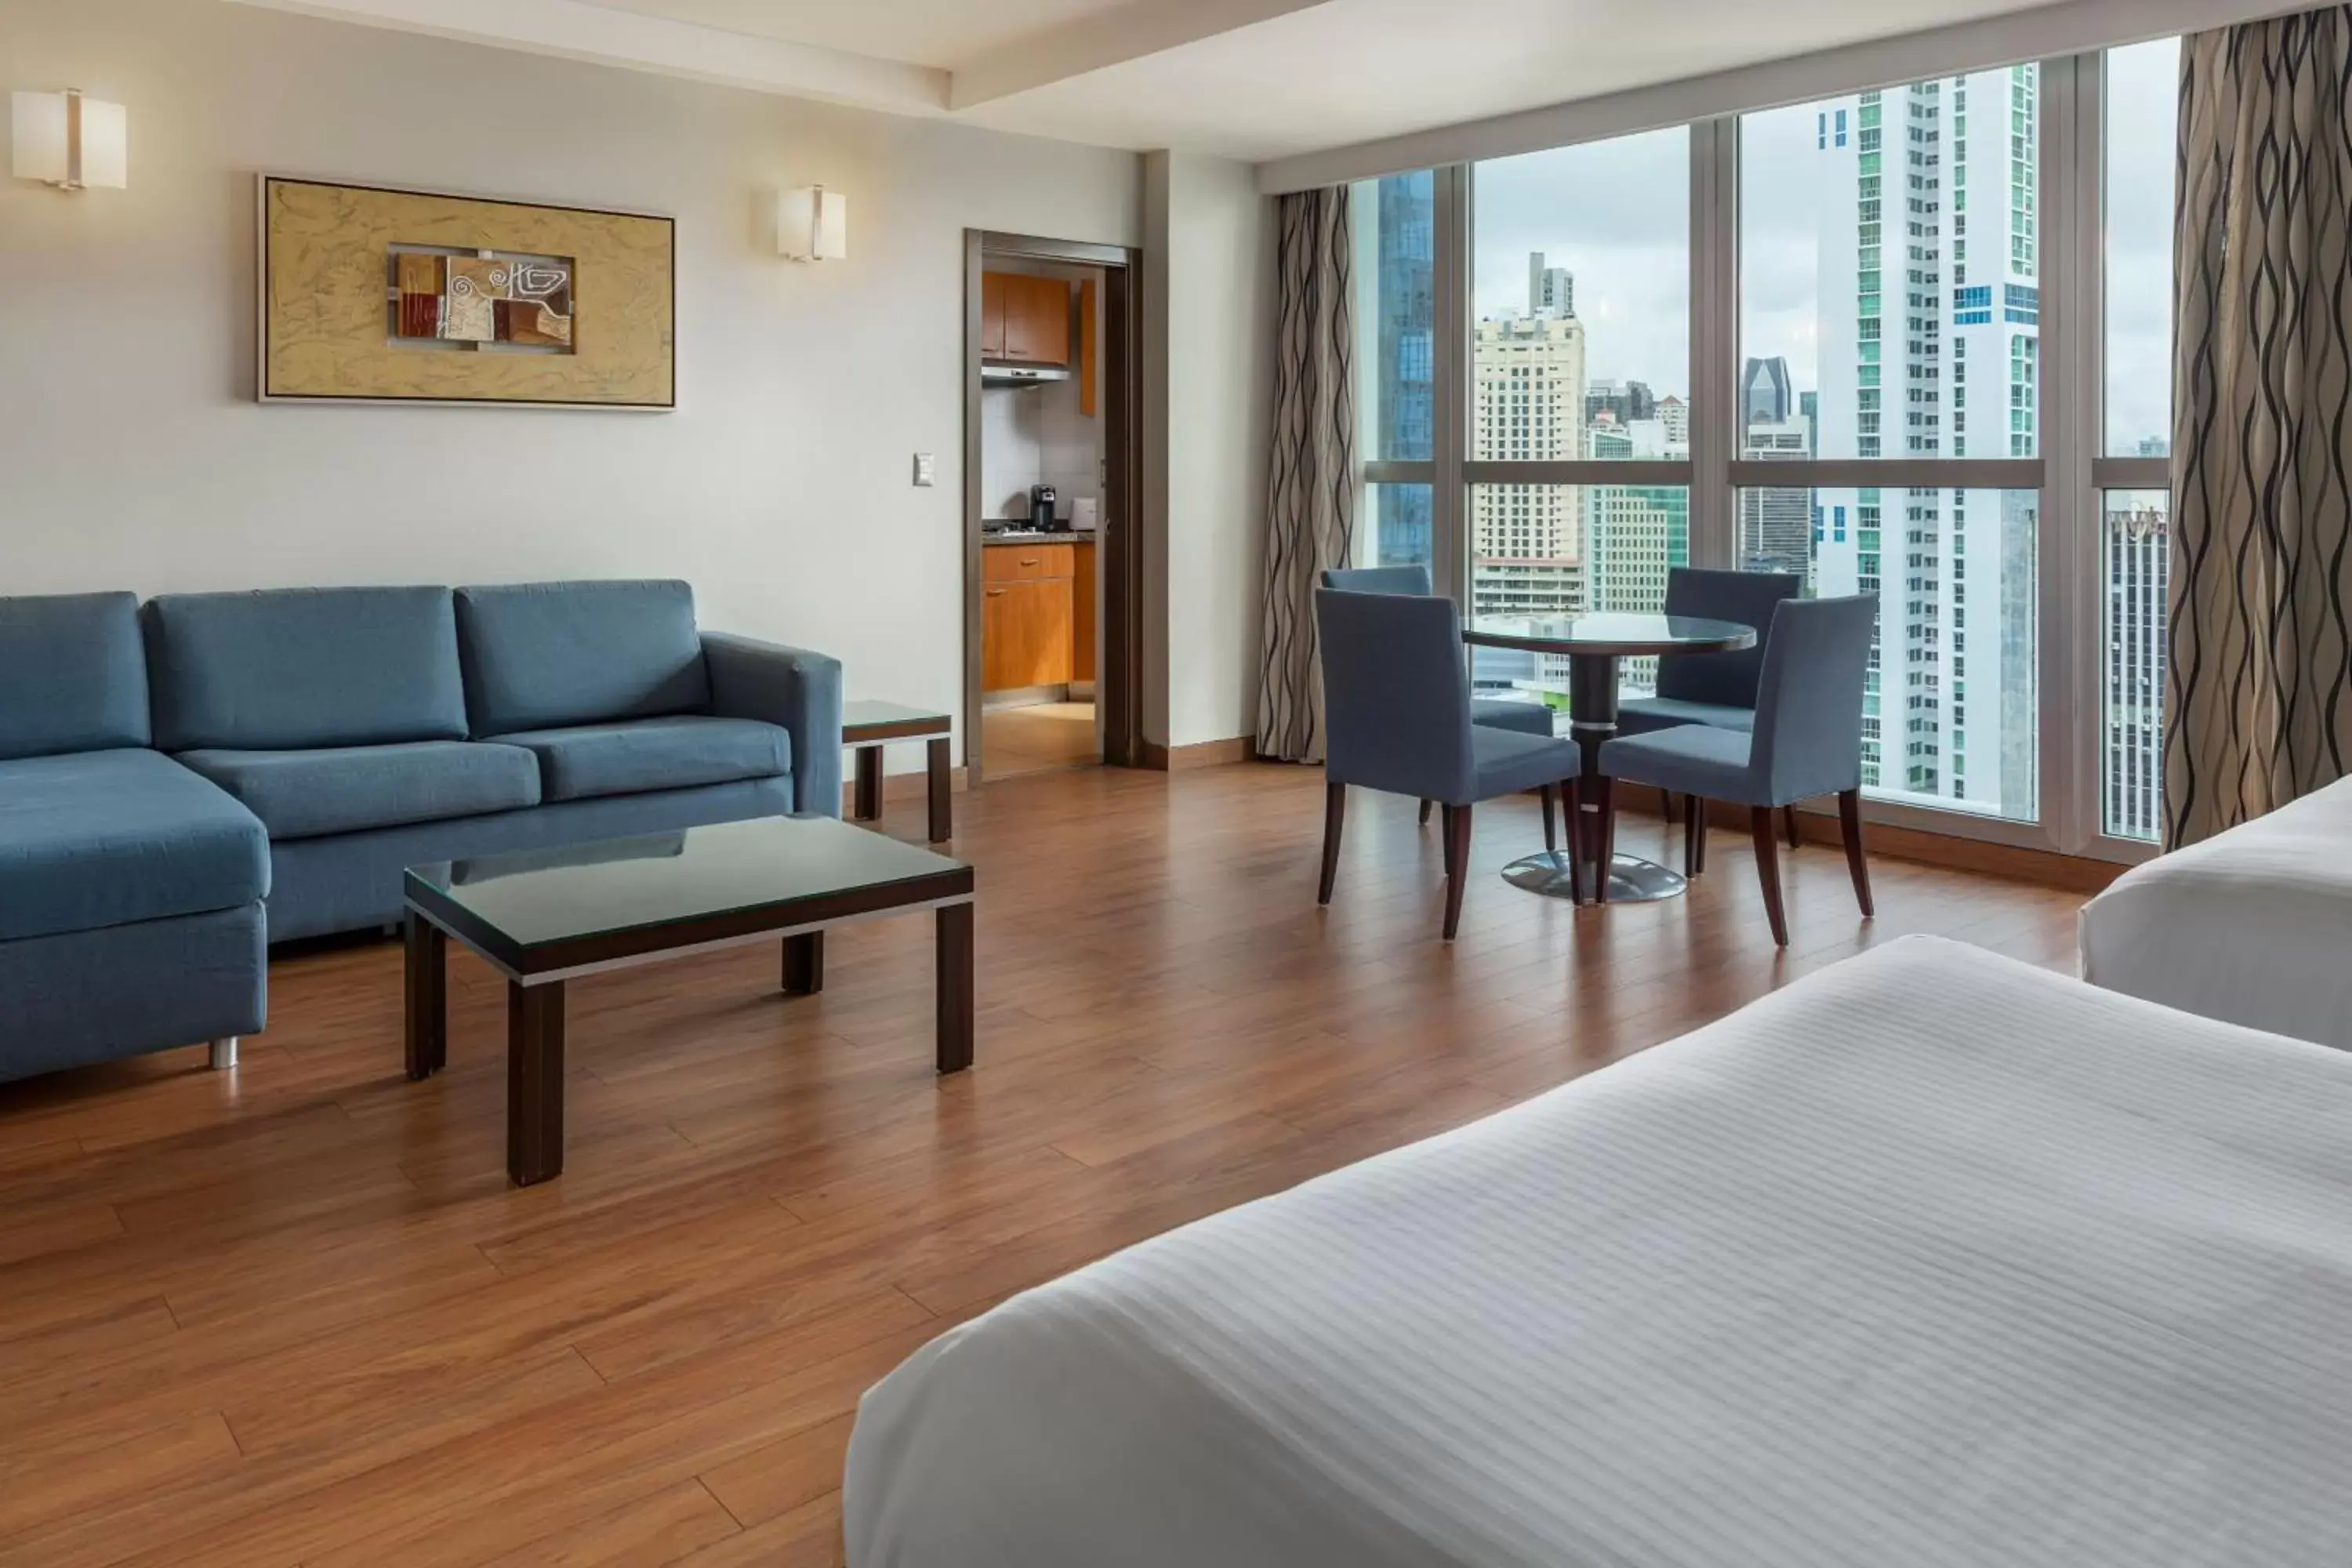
[0,593,151,760]
[456,580,710,735]
[144,586,469,751]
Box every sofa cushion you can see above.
[176,741,542,842]
[491,716,789,803]
[0,593,150,761]
[0,750,268,942]
[456,580,710,736]
[143,586,467,752]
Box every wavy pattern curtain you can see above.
[1255,186,1357,764]
[2167,9,2352,847]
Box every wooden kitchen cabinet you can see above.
[982,577,1074,691]
[985,273,1071,366]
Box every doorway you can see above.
[962,230,1142,784]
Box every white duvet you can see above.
[844,937,2352,1567]
[2081,772,2352,1051]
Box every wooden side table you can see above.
[843,700,955,843]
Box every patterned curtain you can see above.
[2167,9,2352,847]
[1255,186,1357,764]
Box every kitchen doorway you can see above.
[962,230,1141,785]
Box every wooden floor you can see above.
[0,764,2083,1566]
[978,701,1098,777]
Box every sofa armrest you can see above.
[702,633,844,818]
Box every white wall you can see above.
[0,0,1142,770]
[1140,151,1273,750]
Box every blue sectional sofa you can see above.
[0,580,841,1084]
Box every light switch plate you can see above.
[912,452,936,487]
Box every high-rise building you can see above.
[1584,378,1657,430]
[1587,422,1692,697]
[1370,172,1436,568]
[1741,356,1795,425]
[1528,252,1574,318]
[2103,495,2169,840]
[1738,414,1816,583]
[1806,70,2042,817]
[1657,395,1689,446]
[1471,306,1587,625]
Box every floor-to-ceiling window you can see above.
[1739,71,2045,823]
[2096,37,2181,844]
[1467,127,1692,706]
[1334,38,2179,863]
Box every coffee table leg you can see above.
[782,930,825,994]
[404,912,446,1081]
[507,980,565,1187]
[927,735,953,843]
[853,746,884,822]
[935,900,974,1074]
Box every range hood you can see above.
[982,361,1070,387]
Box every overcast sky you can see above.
[1468,39,2178,453]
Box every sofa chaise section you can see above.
[0,593,267,1083]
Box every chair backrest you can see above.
[1315,586,1475,802]
[1749,594,1880,803]
[1656,568,1803,708]
[1320,564,1436,597]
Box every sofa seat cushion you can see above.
[176,741,542,842]
[0,750,268,942]
[491,716,791,804]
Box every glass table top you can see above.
[405,815,968,955]
[1465,612,1758,657]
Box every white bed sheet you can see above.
[844,936,2352,1567]
[2080,772,2352,1051]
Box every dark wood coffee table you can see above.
[402,815,975,1186]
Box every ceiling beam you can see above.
[1257,0,2308,191]
[224,0,949,114]
[947,0,1336,110]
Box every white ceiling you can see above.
[234,0,2199,167]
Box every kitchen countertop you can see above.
[982,531,1099,545]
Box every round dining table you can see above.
[1463,612,1759,904]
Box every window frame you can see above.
[1350,46,2168,864]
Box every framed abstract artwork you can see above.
[259,176,674,409]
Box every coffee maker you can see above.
[1028,484,1059,532]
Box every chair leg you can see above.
[1682,793,1704,877]
[1751,806,1790,947]
[1839,787,1875,918]
[1593,777,1618,905]
[1783,804,1802,851]
[1540,785,1559,855]
[1440,803,1472,940]
[1560,779,1586,906]
[1661,789,1677,826]
[1318,782,1345,906]
[1418,799,1433,827]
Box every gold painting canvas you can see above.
[262,177,671,408]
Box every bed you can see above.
[2080,772,2352,1051]
[844,936,2352,1567]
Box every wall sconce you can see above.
[12,89,127,191]
[775,185,847,262]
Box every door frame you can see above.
[963,229,1145,784]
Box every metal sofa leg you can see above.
[209,1036,240,1071]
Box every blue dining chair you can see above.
[1322,564,1558,828]
[1316,588,1585,938]
[1616,566,1802,845]
[1591,594,1878,946]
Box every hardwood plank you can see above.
[0,761,2082,1563]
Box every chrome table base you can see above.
[1501,851,1688,905]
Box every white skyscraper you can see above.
[1472,309,1587,622]
[1528,252,1574,318]
[1806,70,2041,815]
[2103,496,2169,840]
